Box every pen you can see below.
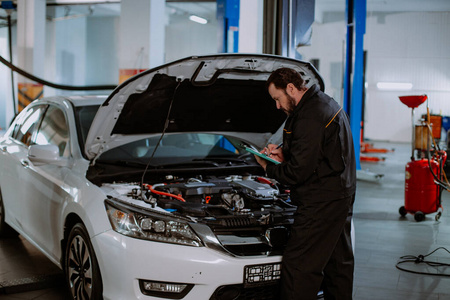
[267,143,283,157]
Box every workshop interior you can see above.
[0,0,450,299]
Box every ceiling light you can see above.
[376,82,413,91]
[189,15,208,25]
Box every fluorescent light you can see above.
[189,15,208,24]
[376,82,413,91]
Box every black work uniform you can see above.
[266,84,356,300]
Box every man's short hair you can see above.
[266,68,306,91]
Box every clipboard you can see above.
[243,146,281,165]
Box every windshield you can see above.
[96,133,251,167]
[75,104,101,155]
[74,104,258,168]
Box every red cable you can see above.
[256,177,272,185]
[143,184,186,202]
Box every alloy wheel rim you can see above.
[68,235,93,300]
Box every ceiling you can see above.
[316,0,450,13]
[1,0,450,22]
[62,0,450,20]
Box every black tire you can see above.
[399,206,407,217]
[414,211,425,222]
[0,190,19,238]
[65,223,103,300]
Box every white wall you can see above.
[364,12,450,143]
[0,33,14,128]
[0,24,17,128]
[54,17,87,87]
[5,6,447,145]
[86,17,120,85]
[44,18,56,97]
[299,11,450,143]
[297,21,347,107]
[238,0,263,53]
[120,0,165,70]
[44,14,119,97]
[165,13,218,63]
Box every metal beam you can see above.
[263,0,315,57]
[345,0,366,170]
[217,0,240,53]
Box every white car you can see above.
[0,54,324,300]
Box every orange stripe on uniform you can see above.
[325,107,342,128]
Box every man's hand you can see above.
[265,143,284,162]
[254,144,284,170]
[254,154,268,170]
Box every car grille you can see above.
[213,226,289,256]
[222,242,273,256]
[210,283,279,300]
[223,217,253,227]
[209,284,325,300]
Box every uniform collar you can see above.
[293,84,320,114]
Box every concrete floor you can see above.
[1,141,450,299]
[354,142,450,299]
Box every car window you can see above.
[34,106,70,157]
[12,106,46,146]
[98,133,242,165]
[74,105,100,152]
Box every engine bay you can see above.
[103,174,295,228]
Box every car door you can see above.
[19,104,73,259]
[0,105,47,232]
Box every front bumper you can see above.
[92,230,282,300]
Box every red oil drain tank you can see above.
[404,159,440,216]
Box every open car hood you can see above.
[85,54,324,160]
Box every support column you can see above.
[119,0,165,84]
[16,0,46,111]
[262,0,314,57]
[238,0,263,53]
[343,0,353,115]
[344,0,366,170]
[350,0,366,171]
[292,0,315,59]
[217,0,240,53]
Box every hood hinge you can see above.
[90,144,105,166]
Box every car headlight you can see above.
[105,200,202,247]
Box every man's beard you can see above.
[283,93,297,115]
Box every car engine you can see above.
[102,174,296,256]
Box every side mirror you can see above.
[28,144,68,167]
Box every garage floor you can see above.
[1,141,450,299]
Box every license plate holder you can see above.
[243,262,281,287]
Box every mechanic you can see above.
[254,67,356,300]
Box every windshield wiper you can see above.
[96,160,151,168]
[154,161,220,169]
[98,158,247,170]
[193,157,247,164]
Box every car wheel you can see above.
[399,206,407,217]
[0,190,19,238]
[414,211,425,222]
[65,223,103,300]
